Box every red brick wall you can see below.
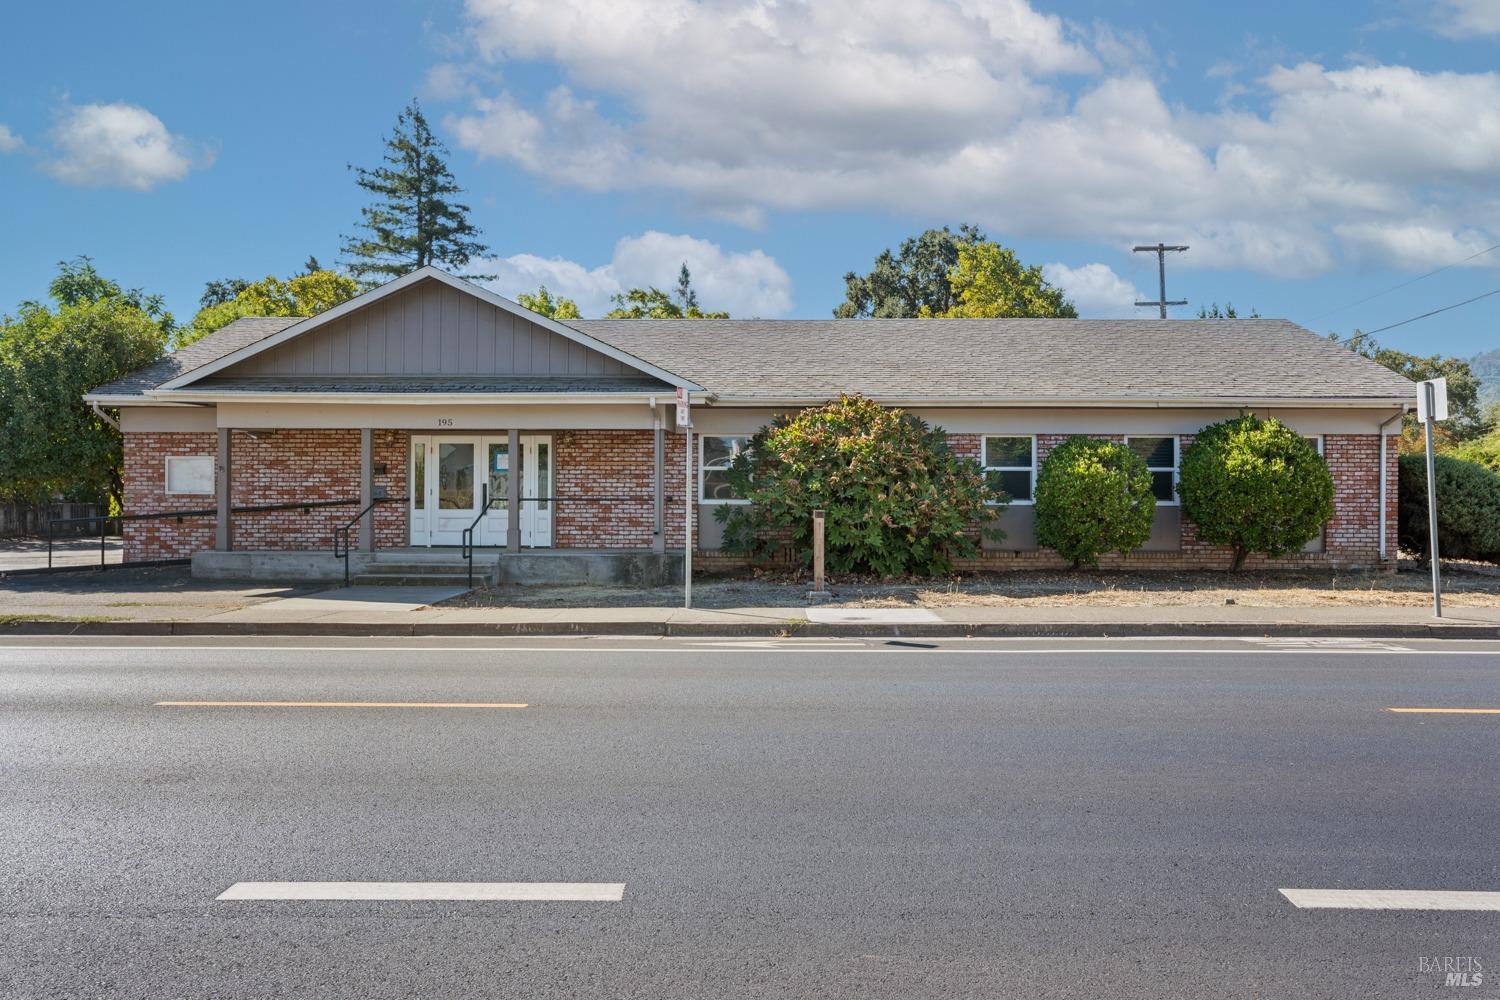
[122,432,218,561]
[553,429,691,549]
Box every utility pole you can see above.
[1133,243,1189,318]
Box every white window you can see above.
[1303,435,1326,553]
[982,436,1035,503]
[1126,436,1178,505]
[700,435,751,503]
[164,456,214,495]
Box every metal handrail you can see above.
[460,484,503,587]
[47,497,366,571]
[333,497,405,586]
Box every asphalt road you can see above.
[2,635,1499,999]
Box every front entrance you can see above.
[409,434,552,547]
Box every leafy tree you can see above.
[340,99,492,284]
[1332,331,1489,442]
[1178,415,1334,570]
[1398,453,1500,563]
[178,270,359,347]
[0,265,168,506]
[200,277,251,309]
[1033,437,1156,567]
[929,241,1077,318]
[42,256,174,334]
[1450,431,1500,474]
[516,285,581,320]
[604,285,729,319]
[1197,302,1260,319]
[716,394,1002,576]
[835,224,984,318]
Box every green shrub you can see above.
[1398,453,1500,562]
[1177,415,1334,570]
[716,394,1003,576]
[1033,437,1156,568]
[1450,432,1500,475]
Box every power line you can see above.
[1359,285,1500,337]
[1309,243,1500,321]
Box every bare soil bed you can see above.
[448,560,1500,611]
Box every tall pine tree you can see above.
[340,100,492,284]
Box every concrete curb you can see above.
[3,619,1498,639]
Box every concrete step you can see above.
[350,572,490,587]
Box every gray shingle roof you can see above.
[571,318,1416,403]
[87,317,299,398]
[91,314,1415,405]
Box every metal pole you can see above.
[47,509,53,570]
[813,509,826,593]
[100,513,107,570]
[684,424,693,609]
[1424,382,1442,618]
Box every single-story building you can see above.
[85,266,1416,583]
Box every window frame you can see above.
[698,434,752,505]
[1125,435,1179,507]
[981,434,1037,505]
[163,455,215,496]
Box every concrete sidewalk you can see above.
[4,566,1499,638]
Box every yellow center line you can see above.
[155,700,529,709]
[1385,707,1500,715]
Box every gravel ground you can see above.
[449,560,1500,610]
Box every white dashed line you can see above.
[1280,888,1500,910]
[217,881,625,901]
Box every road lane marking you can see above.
[217,881,623,901]
[156,700,528,709]
[7,644,1500,655]
[1280,888,1500,911]
[1386,707,1500,715]
[1245,638,1411,651]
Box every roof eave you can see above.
[144,389,682,406]
[704,395,1417,408]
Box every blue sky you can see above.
[2,0,1499,359]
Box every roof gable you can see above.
[158,268,695,391]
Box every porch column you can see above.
[359,428,374,551]
[507,427,521,553]
[215,427,232,551]
[653,409,665,554]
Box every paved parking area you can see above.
[0,537,122,573]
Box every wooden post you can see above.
[808,508,830,599]
[215,427,232,551]
[358,428,374,552]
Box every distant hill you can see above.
[1475,347,1500,408]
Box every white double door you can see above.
[409,434,552,547]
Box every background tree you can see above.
[605,266,729,319]
[716,394,1002,576]
[1197,302,1259,319]
[675,263,699,313]
[1398,453,1500,563]
[178,269,359,347]
[516,285,581,320]
[1332,331,1489,444]
[929,241,1077,318]
[835,224,984,318]
[340,100,492,284]
[0,261,168,507]
[1032,437,1155,567]
[200,278,251,309]
[1178,415,1334,570]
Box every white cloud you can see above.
[1432,0,1500,37]
[0,125,22,154]
[480,230,794,317]
[1042,262,1150,318]
[44,102,211,190]
[443,0,1500,277]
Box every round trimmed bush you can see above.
[716,394,1004,577]
[1398,453,1500,562]
[1033,437,1156,568]
[1178,415,1333,570]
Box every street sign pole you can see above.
[1423,380,1442,619]
[677,388,692,609]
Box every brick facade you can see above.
[120,425,1399,572]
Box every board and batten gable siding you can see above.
[224,278,636,378]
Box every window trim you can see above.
[1125,435,1179,507]
[163,455,215,496]
[981,434,1037,505]
[698,434,752,505]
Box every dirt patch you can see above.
[445,560,1500,611]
